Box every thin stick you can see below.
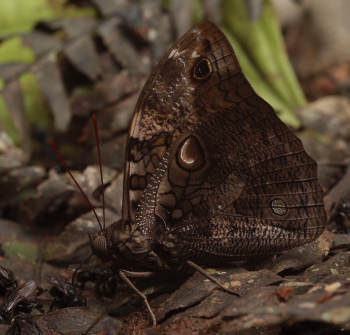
[92,114,106,230]
[50,139,103,230]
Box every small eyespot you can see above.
[193,58,212,80]
[271,198,288,216]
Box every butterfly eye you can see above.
[93,235,108,254]
[271,198,288,216]
[193,58,212,80]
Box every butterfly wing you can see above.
[123,21,269,226]
[150,106,326,265]
[123,21,326,265]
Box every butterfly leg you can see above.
[186,261,240,297]
[118,270,157,327]
[120,270,154,278]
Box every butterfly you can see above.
[55,20,327,326]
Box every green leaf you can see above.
[0,37,36,64]
[0,0,96,37]
[222,0,305,128]
[0,95,22,146]
[0,0,54,36]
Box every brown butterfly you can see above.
[56,21,327,326]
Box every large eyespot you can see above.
[271,198,288,216]
[193,58,212,80]
[177,135,205,172]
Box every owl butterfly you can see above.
[52,21,326,326]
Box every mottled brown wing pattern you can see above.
[120,21,326,267]
[123,21,274,227]
[154,107,326,266]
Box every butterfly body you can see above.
[90,21,327,273]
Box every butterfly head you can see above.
[88,220,129,263]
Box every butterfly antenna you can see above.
[72,253,93,295]
[50,139,103,230]
[92,114,106,230]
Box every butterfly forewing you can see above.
[116,21,326,268]
[125,22,262,225]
